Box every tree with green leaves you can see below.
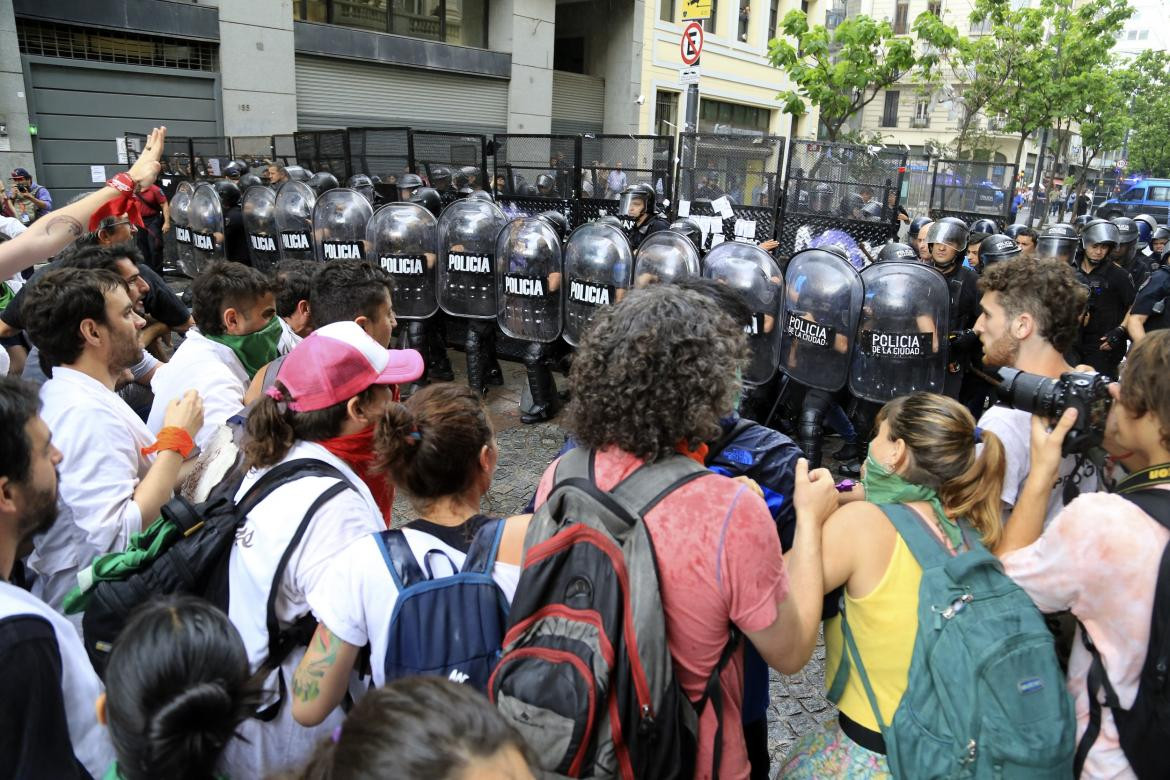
[1126,51,1170,177]
[1055,64,1132,219]
[767,10,951,143]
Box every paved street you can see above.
[396,352,838,772]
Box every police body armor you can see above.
[849,262,950,402]
[312,188,373,264]
[437,198,508,319]
[562,222,634,347]
[778,248,864,392]
[495,217,563,343]
[242,185,280,272]
[170,181,197,277]
[367,202,439,320]
[188,182,226,275]
[274,180,317,262]
[702,242,785,387]
[633,231,701,288]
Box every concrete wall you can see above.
[0,0,34,178]
[217,0,298,136]
[600,0,643,134]
[492,0,555,132]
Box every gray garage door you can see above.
[24,59,220,204]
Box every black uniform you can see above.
[1071,261,1135,377]
[941,263,981,398]
[629,215,670,251]
[223,205,249,264]
[1131,266,1170,334]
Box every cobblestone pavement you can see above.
[401,351,839,773]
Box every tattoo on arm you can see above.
[293,626,341,703]
[41,215,83,239]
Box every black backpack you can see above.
[1075,488,1170,779]
[490,448,740,779]
[81,458,354,702]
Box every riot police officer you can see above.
[618,183,669,251]
[669,217,703,252]
[875,242,918,263]
[1072,219,1135,377]
[977,234,1022,272]
[1035,223,1078,265]
[1110,216,1143,286]
[214,180,248,264]
[308,171,339,197]
[398,173,424,202]
[347,174,375,204]
[1128,249,1170,343]
[924,217,980,400]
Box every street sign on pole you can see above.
[680,67,700,85]
[680,22,704,66]
[682,0,712,20]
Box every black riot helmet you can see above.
[876,242,919,263]
[669,218,703,251]
[284,165,311,182]
[1073,214,1093,232]
[398,172,424,201]
[1003,223,1029,239]
[1081,219,1121,263]
[969,218,999,236]
[978,234,1022,270]
[1153,225,1170,243]
[908,215,933,237]
[860,200,883,221]
[596,215,624,229]
[537,210,569,243]
[619,183,656,221]
[222,159,248,180]
[925,217,969,251]
[213,179,242,209]
[237,173,263,191]
[456,165,480,188]
[456,186,474,199]
[347,174,375,203]
[1134,214,1159,243]
[308,171,339,196]
[466,189,494,203]
[1111,216,1138,245]
[429,166,453,190]
[535,173,556,196]
[409,187,442,218]
[1035,223,1078,263]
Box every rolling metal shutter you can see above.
[295,55,507,134]
[551,71,604,134]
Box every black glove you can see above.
[1103,326,1128,351]
[949,329,979,351]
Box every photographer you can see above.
[973,256,1097,526]
[995,330,1170,779]
[3,168,52,226]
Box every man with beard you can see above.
[0,377,112,778]
[973,256,1097,526]
[21,268,203,615]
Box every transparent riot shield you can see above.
[778,248,864,392]
[438,198,508,319]
[170,181,197,277]
[563,222,634,347]
[849,262,950,402]
[633,231,701,288]
[242,185,280,272]
[188,182,225,276]
[702,242,785,386]
[495,217,563,343]
[274,180,317,262]
[312,188,373,263]
[368,202,438,320]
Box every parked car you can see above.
[1095,178,1170,222]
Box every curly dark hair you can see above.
[565,285,748,462]
[978,255,1086,353]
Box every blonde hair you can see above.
[876,392,1007,548]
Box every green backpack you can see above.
[827,503,1076,778]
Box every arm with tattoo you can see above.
[291,623,360,727]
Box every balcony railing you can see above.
[910,116,930,128]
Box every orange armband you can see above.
[141,426,196,458]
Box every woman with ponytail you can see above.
[98,596,261,780]
[290,383,531,729]
[220,320,423,779]
[778,392,1006,778]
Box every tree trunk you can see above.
[1014,130,1029,172]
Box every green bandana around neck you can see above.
[861,449,963,551]
[205,315,282,379]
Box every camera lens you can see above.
[995,367,1061,417]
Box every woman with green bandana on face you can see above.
[777,392,1006,778]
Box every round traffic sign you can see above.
[681,21,704,66]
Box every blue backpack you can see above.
[374,518,509,689]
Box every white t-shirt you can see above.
[978,404,1099,528]
[148,329,249,449]
[219,440,384,779]
[313,524,521,688]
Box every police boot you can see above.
[485,355,504,386]
[404,321,430,393]
[797,408,825,470]
[427,320,455,382]
[465,325,488,396]
[521,363,558,424]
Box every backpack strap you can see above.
[827,591,892,748]
[462,518,506,575]
[876,502,964,570]
[691,628,742,780]
[375,530,427,591]
[609,454,709,517]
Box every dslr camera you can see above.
[995,368,1112,455]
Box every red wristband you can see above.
[141,426,196,458]
[105,172,138,194]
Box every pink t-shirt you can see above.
[1002,487,1170,780]
[535,447,788,780]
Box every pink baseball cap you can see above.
[271,321,423,412]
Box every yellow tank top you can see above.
[823,532,923,731]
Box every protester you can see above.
[1014,225,1038,258]
[995,330,1170,778]
[219,321,421,777]
[290,383,529,726]
[3,167,52,226]
[22,268,202,615]
[273,260,317,352]
[0,376,112,778]
[974,256,1098,524]
[148,261,277,448]
[299,678,537,780]
[778,392,1007,777]
[97,596,260,780]
[528,285,836,778]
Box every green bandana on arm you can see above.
[860,451,963,550]
[204,315,282,379]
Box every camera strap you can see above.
[1116,464,1170,494]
